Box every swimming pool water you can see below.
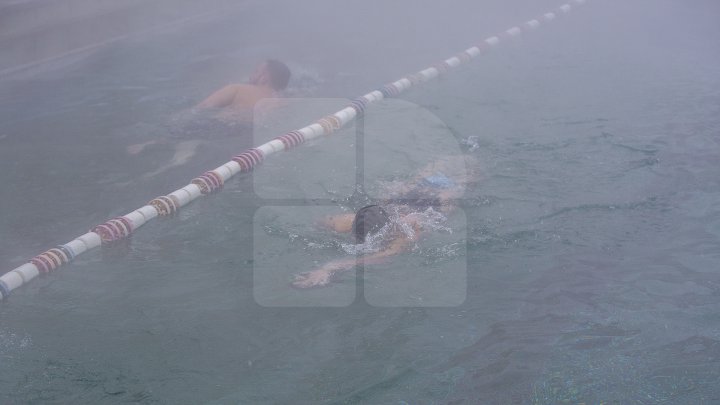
[1,0,719,403]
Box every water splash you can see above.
[340,222,393,255]
[461,136,480,152]
[340,206,452,255]
[0,329,32,356]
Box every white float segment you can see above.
[11,263,39,284]
[77,232,102,250]
[17,267,38,284]
[1,271,24,291]
[366,90,383,102]
[445,57,461,67]
[360,93,374,103]
[123,211,147,229]
[485,36,500,46]
[223,161,242,176]
[390,78,408,92]
[336,107,357,125]
[168,188,192,207]
[420,67,439,80]
[544,12,556,20]
[307,123,325,139]
[180,184,202,201]
[137,204,160,221]
[526,19,541,29]
[8,270,28,286]
[560,4,571,13]
[342,107,356,120]
[389,80,404,92]
[68,238,88,254]
[179,187,194,200]
[466,47,481,57]
[9,269,26,286]
[297,126,314,139]
[397,78,412,90]
[266,139,286,153]
[506,27,522,36]
[212,164,233,181]
[256,142,275,157]
[64,239,88,256]
[332,111,349,127]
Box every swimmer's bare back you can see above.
[196,83,279,123]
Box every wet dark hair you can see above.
[352,205,390,243]
[265,59,291,91]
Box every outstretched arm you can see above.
[292,237,412,288]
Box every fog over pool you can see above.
[1,0,719,403]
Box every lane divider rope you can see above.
[0,0,587,301]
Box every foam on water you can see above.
[0,329,32,355]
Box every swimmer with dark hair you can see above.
[292,155,478,288]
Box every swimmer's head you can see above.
[250,59,291,91]
[352,205,389,243]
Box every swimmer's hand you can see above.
[292,268,334,288]
[292,260,355,288]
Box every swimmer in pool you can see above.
[292,155,478,288]
[127,60,291,177]
[195,59,291,122]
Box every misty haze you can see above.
[1,0,719,403]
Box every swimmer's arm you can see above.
[196,84,240,109]
[318,213,355,233]
[292,238,411,288]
